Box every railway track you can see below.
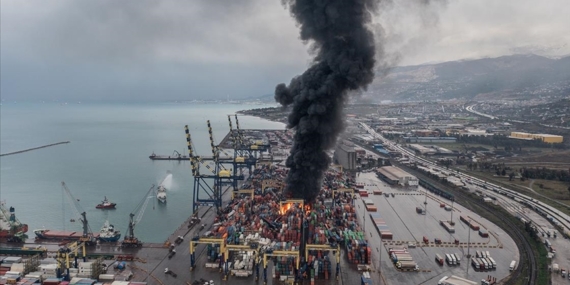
[401,165,538,285]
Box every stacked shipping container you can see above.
[369,213,393,240]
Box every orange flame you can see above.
[280,203,293,215]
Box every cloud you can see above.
[1,0,569,101]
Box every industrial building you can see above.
[334,143,357,170]
[404,137,457,143]
[509,132,563,143]
[375,166,418,187]
[409,144,437,155]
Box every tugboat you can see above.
[96,196,116,209]
[156,171,171,204]
[157,185,167,203]
[97,220,121,242]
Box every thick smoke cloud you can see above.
[275,0,378,202]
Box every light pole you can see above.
[450,199,455,225]
[467,219,471,259]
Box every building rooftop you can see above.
[377,166,414,179]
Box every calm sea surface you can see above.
[0,102,285,242]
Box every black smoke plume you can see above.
[275,0,378,202]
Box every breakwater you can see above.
[0,141,70,157]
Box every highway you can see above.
[358,122,570,239]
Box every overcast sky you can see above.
[1,0,569,102]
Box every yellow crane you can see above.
[262,250,300,285]
[223,244,259,280]
[304,244,341,280]
[56,241,86,280]
[231,189,254,200]
[189,237,225,271]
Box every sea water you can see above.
[0,102,284,242]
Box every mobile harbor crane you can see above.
[121,185,155,248]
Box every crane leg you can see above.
[255,262,259,281]
[190,253,195,270]
[264,266,267,284]
[336,262,340,279]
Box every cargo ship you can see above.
[96,196,116,209]
[0,202,29,242]
[97,220,121,242]
[149,150,188,161]
[33,229,100,240]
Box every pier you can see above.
[0,141,70,157]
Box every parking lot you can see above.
[355,172,519,285]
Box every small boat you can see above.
[157,185,167,203]
[96,196,116,209]
[97,220,121,242]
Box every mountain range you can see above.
[365,54,570,102]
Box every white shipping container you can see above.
[99,274,115,281]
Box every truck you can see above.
[510,260,517,271]
[452,253,460,265]
[396,261,419,271]
[479,229,489,238]
[476,258,485,270]
[552,263,559,273]
[471,258,480,269]
[388,249,408,255]
[423,236,429,243]
[440,221,455,233]
[435,254,444,266]
[434,238,442,244]
[391,254,413,263]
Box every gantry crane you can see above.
[121,185,154,248]
[61,182,96,244]
[56,241,86,280]
[262,250,300,284]
[304,244,341,280]
[222,243,259,280]
[185,125,224,214]
[189,237,226,270]
[207,120,245,200]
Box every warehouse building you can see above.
[404,137,457,143]
[409,144,437,155]
[376,166,418,187]
[509,132,563,143]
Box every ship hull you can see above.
[98,234,121,242]
[34,230,99,240]
[0,224,28,238]
[96,204,116,209]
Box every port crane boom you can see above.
[122,184,154,247]
[61,181,95,244]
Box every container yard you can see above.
[0,129,525,285]
[354,171,520,285]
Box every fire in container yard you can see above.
[197,164,371,283]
